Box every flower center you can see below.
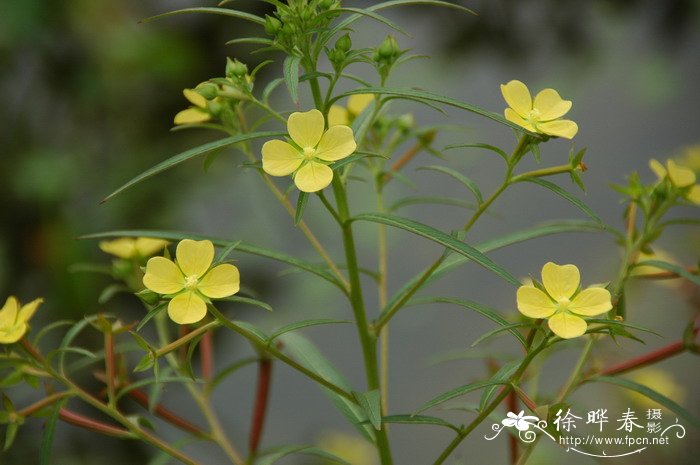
[184,275,199,290]
[556,297,571,312]
[527,108,542,123]
[302,146,316,159]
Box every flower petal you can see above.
[18,298,43,324]
[347,94,374,116]
[0,324,27,344]
[288,109,324,148]
[686,185,700,205]
[666,160,696,187]
[570,287,612,316]
[174,108,210,125]
[327,105,349,127]
[501,80,532,117]
[183,89,207,108]
[649,159,667,180]
[504,108,537,132]
[168,292,208,325]
[134,238,169,258]
[533,88,572,120]
[0,297,19,329]
[177,239,214,277]
[541,262,580,301]
[262,140,304,176]
[143,257,185,294]
[99,238,136,259]
[538,120,578,139]
[548,312,587,339]
[198,264,240,298]
[294,161,334,192]
[516,286,556,318]
[315,126,357,161]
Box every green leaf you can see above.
[283,55,301,104]
[254,445,351,465]
[219,296,273,312]
[417,165,483,204]
[262,78,285,103]
[443,143,509,163]
[4,422,19,452]
[98,284,128,304]
[415,380,509,414]
[55,315,109,372]
[479,361,519,410]
[294,191,308,226]
[137,302,168,331]
[331,151,386,171]
[471,323,533,347]
[518,178,603,225]
[279,333,375,442]
[225,37,275,47]
[381,414,459,431]
[353,390,382,430]
[591,376,700,428]
[352,212,520,286]
[214,240,242,265]
[269,319,351,342]
[141,7,266,26]
[328,8,408,35]
[207,357,258,393]
[633,260,700,286]
[389,196,475,212]
[338,88,536,134]
[102,132,282,202]
[79,230,345,291]
[408,297,526,347]
[39,398,69,463]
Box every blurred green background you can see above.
[1,1,699,464]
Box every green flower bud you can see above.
[320,0,339,10]
[396,113,415,132]
[378,35,400,60]
[195,83,218,100]
[226,58,248,78]
[335,34,352,52]
[264,15,282,35]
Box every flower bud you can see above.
[226,58,248,78]
[335,34,352,52]
[264,15,282,35]
[320,0,339,10]
[195,83,218,100]
[378,35,400,60]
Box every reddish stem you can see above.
[200,331,214,381]
[59,408,131,438]
[507,390,518,464]
[129,389,206,437]
[248,358,273,457]
[105,331,116,402]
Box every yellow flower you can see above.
[174,89,211,125]
[516,262,612,339]
[328,94,374,126]
[143,239,240,325]
[0,296,43,344]
[262,109,357,192]
[678,145,700,173]
[99,237,169,260]
[501,80,578,139]
[649,158,700,205]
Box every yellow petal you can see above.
[134,238,169,258]
[174,108,210,125]
[198,264,240,298]
[516,286,556,318]
[0,324,28,344]
[686,185,700,205]
[183,88,207,108]
[666,160,696,187]
[501,80,532,117]
[541,262,580,301]
[570,287,612,316]
[17,298,43,324]
[504,108,536,132]
[327,105,349,127]
[143,257,185,294]
[533,88,572,120]
[176,239,214,277]
[168,292,208,325]
[315,126,357,161]
[347,94,374,116]
[99,238,136,259]
[262,140,304,176]
[294,161,334,192]
[548,312,587,339]
[288,109,324,148]
[0,297,19,329]
[538,120,578,139]
[649,159,667,180]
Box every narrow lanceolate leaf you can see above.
[327,8,408,35]
[633,260,700,287]
[295,192,309,226]
[79,230,345,291]
[352,213,520,286]
[40,398,69,464]
[254,445,351,465]
[338,88,537,135]
[389,196,474,212]
[417,165,483,204]
[283,55,302,104]
[415,380,509,414]
[591,376,700,428]
[518,178,603,225]
[331,152,386,171]
[444,143,509,162]
[408,297,526,347]
[219,296,273,312]
[381,414,459,431]
[141,7,266,25]
[268,319,351,342]
[103,132,282,202]
[353,390,382,430]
